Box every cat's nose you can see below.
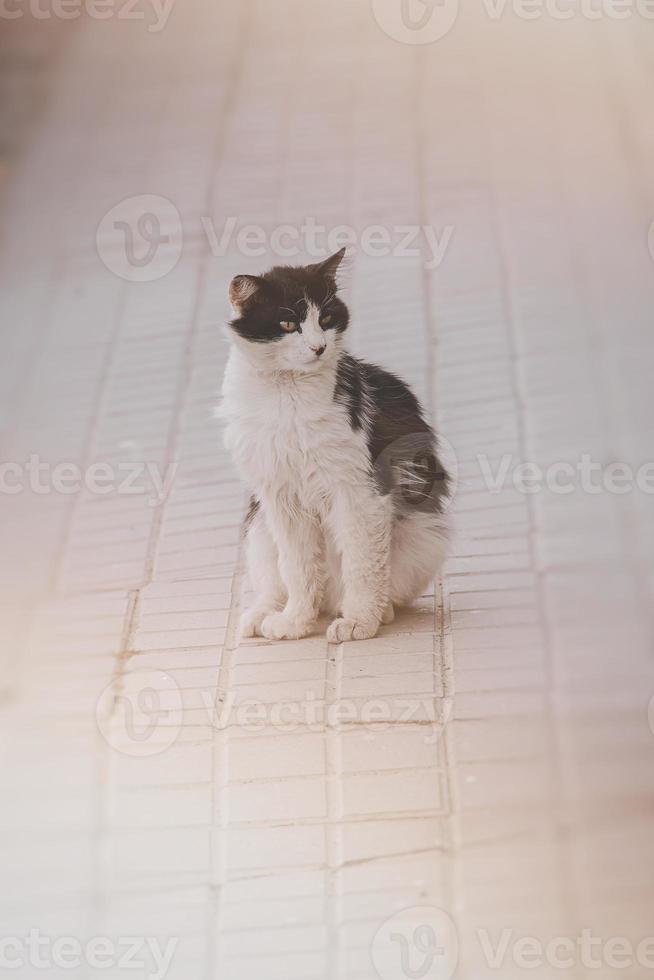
[312,345,326,357]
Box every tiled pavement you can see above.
[1,2,654,978]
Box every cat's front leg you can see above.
[239,503,287,639]
[259,495,324,641]
[326,486,392,642]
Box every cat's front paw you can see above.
[260,612,313,641]
[326,616,380,643]
[239,607,269,639]
[381,601,395,625]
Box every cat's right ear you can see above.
[229,275,266,314]
[307,247,347,282]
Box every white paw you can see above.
[260,612,313,641]
[238,607,269,639]
[326,617,380,643]
[381,601,395,625]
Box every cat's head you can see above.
[227,248,349,373]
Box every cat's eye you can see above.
[280,320,297,332]
[319,313,333,327]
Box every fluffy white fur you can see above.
[220,301,448,643]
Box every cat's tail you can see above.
[389,511,450,605]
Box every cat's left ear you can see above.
[229,274,266,314]
[308,247,347,281]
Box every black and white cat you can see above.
[220,248,450,643]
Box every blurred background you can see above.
[1,1,653,978]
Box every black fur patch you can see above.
[333,353,364,431]
[244,495,260,532]
[334,354,449,512]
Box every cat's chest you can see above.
[223,379,358,492]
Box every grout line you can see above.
[92,586,139,952]
[202,2,257,972]
[324,635,345,980]
[482,78,582,953]
[416,39,460,938]
[212,505,248,974]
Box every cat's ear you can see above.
[229,275,266,314]
[308,247,347,282]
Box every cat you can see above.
[220,247,450,643]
